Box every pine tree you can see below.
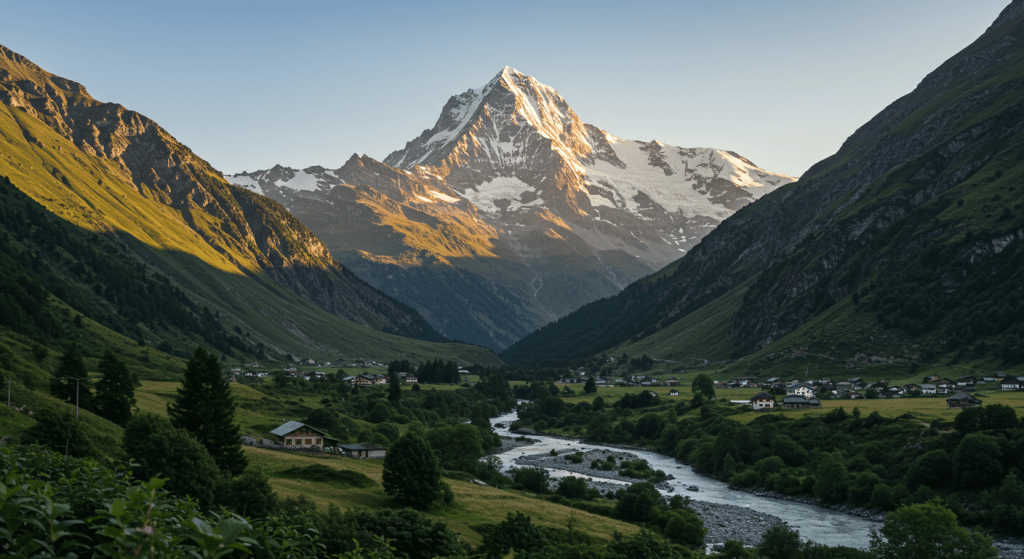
[388,370,401,403]
[95,351,138,426]
[168,347,247,475]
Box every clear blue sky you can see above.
[2,1,1010,178]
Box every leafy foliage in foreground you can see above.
[0,445,324,558]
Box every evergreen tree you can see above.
[584,377,597,394]
[94,351,138,426]
[382,433,451,508]
[49,344,95,412]
[168,347,247,475]
[388,370,401,403]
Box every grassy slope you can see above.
[2,329,633,547]
[243,447,638,546]
[0,103,500,366]
[131,378,638,545]
[610,279,748,363]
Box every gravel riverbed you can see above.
[496,437,1024,557]
[510,447,786,546]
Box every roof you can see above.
[340,443,387,451]
[270,421,327,437]
[751,391,775,401]
[782,395,820,404]
[946,392,981,401]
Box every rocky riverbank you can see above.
[511,448,786,546]
[494,433,1024,556]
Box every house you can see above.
[946,392,982,409]
[782,395,821,409]
[956,375,977,387]
[403,375,419,384]
[351,374,374,387]
[750,391,776,411]
[901,383,922,394]
[669,389,680,396]
[787,382,815,397]
[340,443,387,459]
[665,377,680,387]
[921,384,937,395]
[1001,377,1022,391]
[270,421,338,450]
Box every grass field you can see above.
[716,387,1024,424]
[243,447,637,546]
[533,379,1024,425]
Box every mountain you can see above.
[228,68,794,350]
[502,0,1024,375]
[0,44,498,365]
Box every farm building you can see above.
[270,421,338,450]
[946,392,983,409]
[340,443,387,459]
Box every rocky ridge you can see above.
[0,44,444,343]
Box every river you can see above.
[489,410,881,549]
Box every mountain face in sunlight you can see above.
[228,68,794,350]
[0,44,453,353]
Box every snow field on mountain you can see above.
[463,176,542,214]
[275,170,322,192]
[229,174,263,196]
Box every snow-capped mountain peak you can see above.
[226,68,797,350]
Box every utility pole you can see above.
[57,377,85,419]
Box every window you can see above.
[286,439,292,445]
[316,438,322,445]
[305,438,312,445]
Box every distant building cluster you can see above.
[710,371,1024,411]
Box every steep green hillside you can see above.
[504,2,1024,377]
[0,44,500,366]
[0,173,498,366]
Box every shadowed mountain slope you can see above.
[502,1,1024,373]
